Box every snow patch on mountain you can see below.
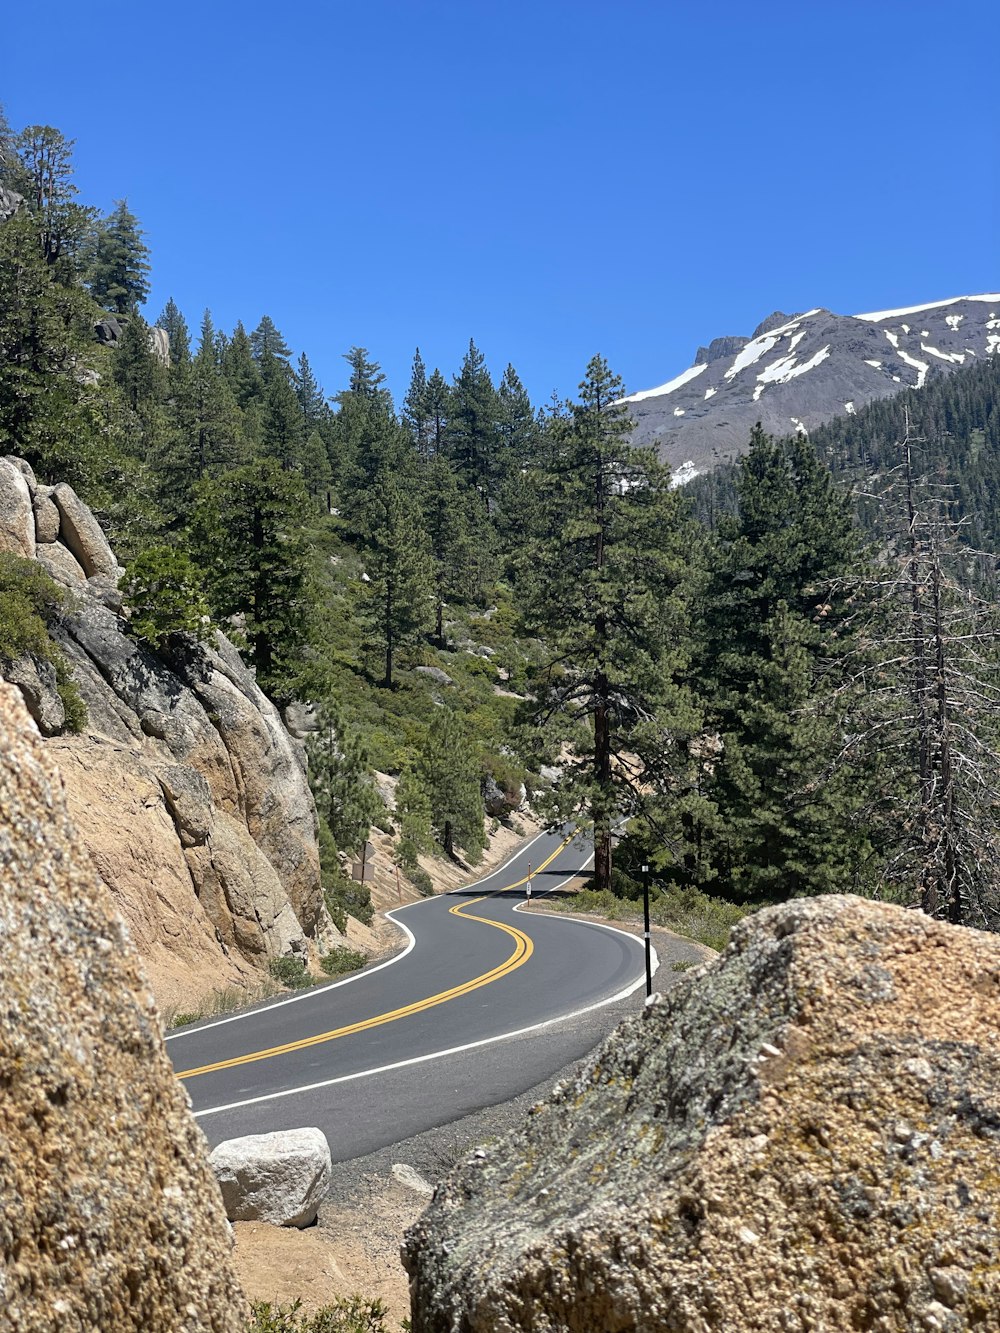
[725,334,779,380]
[922,344,965,365]
[620,362,706,404]
[894,347,929,387]
[854,294,1000,322]
[670,460,700,488]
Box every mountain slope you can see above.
[625,294,1000,479]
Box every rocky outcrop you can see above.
[0,455,36,557]
[0,183,23,221]
[694,334,748,365]
[52,480,122,578]
[405,896,1000,1332]
[0,456,335,1011]
[0,679,244,1331]
[210,1129,333,1228]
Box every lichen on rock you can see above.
[404,895,1000,1332]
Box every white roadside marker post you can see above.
[526,864,532,903]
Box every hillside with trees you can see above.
[2,109,999,939]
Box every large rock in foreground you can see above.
[405,896,1000,1332]
[210,1128,333,1227]
[0,681,244,1331]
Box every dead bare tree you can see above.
[830,412,1000,930]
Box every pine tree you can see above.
[402,347,432,457]
[190,459,311,698]
[446,338,498,501]
[154,326,245,521]
[250,314,291,360]
[412,709,487,860]
[295,352,326,430]
[330,347,410,510]
[0,211,95,462]
[425,368,449,456]
[12,124,93,273]
[156,298,191,367]
[692,426,865,902]
[361,469,434,687]
[523,355,696,891]
[196,310,220,365]
[344,346,390,402]
[86,199,151,314]
[111,312,165,413]
[494,363,539,553]
[301,429,333,502]
[306,701,384,855]
[421,455,474,641]
[259,348,305,470]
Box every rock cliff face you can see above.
[405,896,1000,1332]
[0,456,334,1011]
[0,679,244,1331]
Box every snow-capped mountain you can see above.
[623,295,1000,482]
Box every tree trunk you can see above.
[251,501,272,680]
[591,403,614,894]
[383,585,394,689]
[931,553,961,922]
[904,426,936,916]
[594,820,613,893]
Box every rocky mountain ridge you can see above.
[625,293,1000,479]
[0,455,337,1012]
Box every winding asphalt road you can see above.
[166,827,654,1158]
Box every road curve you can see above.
[167,827,654,1156]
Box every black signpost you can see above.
[642,862,652,998]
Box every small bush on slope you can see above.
[246,1296,391,1332]
[0,552,86,730]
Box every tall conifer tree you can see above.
[361,469,433,687]
[524,356,695,891]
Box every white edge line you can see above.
[166,826,563,1041]
[193,912,657,1121]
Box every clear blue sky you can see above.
[5,1,997,408]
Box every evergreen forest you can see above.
[2,112,999,937]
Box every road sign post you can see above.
[526,863,532,901]
[642,863,652,999]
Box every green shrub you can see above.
[119,545,210,649]
[651,883,749,954]
[318,819,375,929]
[246,1295,390,1332]
[268,955,313,989]
[320,946,368,977]
[545,883,751,954]
[0,552,87,732]
[406,865,434,897]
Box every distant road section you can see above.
[167,827,653,1157]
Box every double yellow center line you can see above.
[175,833,574,1082]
